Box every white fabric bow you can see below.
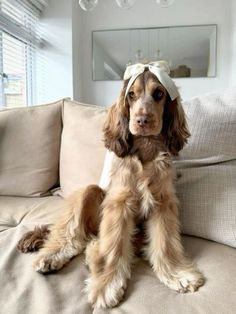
[123,61,179,100]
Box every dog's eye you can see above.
[153,89,164,101]
[128,91,135,99]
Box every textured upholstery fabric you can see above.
[174,88,236,248]
[0,100,63,197]
[175,88,236,167]
[60,100,107,197]
[0,196,236,314]
[177,162,236,248]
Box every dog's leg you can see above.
[17,225,50,253]
[33,185,105,273]
[85,188,135,308]
[145,192,204,293]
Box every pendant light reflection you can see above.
[79,0,174,11]
[156,0,175,8]
[79,0,98,11]
[116,0,136,9]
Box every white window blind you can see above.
[0,0,47,108]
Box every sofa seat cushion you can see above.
[0,197,236,314]
[0,100,63,197]
[60,100,107,197]
[0,195,91,314]
[0,196,65,232]
[95,236,236,314]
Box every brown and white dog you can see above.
[18,63,204,309]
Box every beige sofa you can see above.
[0,92,236,314]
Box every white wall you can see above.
[207,29,217,77]
[40,0,235,106]
[76,0,232,106]
[72,0,83,100]
[229,0,236,86]
[37,0,73,104]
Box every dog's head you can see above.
[103,69,190,158]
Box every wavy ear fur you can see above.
[103,83,132,158]
[161,96,190,156]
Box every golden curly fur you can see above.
[18,70,204,308]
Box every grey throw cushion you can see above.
[174,88,236,247]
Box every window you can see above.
[0,31,29,107]
[0,0,46,108]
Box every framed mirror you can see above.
[92,24,217,80]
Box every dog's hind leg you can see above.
[33,184,105,273]
[17,225,51,253]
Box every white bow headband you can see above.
[123,61,179,100]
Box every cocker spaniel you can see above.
[18,62,204,308]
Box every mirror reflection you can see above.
[92,25,217,80]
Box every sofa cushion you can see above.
[0,194,235,314]
[60,100,107,197]
[177,161,236,248]
[176,88,236,167]
[0,195,92,314]
[0,100,63,197]
[95,236,236,314]
[0,196,64,232]
[174,88,236,248]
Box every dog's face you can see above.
[103,69,190,158]
[127,71,168,136]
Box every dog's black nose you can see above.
[136,115,149,127]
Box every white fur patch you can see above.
[85,258,131,308]
[137,179,157,218]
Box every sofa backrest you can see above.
[0,98,107,198]
[1,90,236,250]
[0,100,63,197]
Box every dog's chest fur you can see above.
[111,136,172,220]
[130,135,166,163]
[131,136,171,218]
[135,152,171,219]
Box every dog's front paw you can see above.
[163,269,204,293]
[33,254,64,274]
[85,276,126,308]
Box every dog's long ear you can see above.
[103,82,132,158]
[161,96,190,156]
